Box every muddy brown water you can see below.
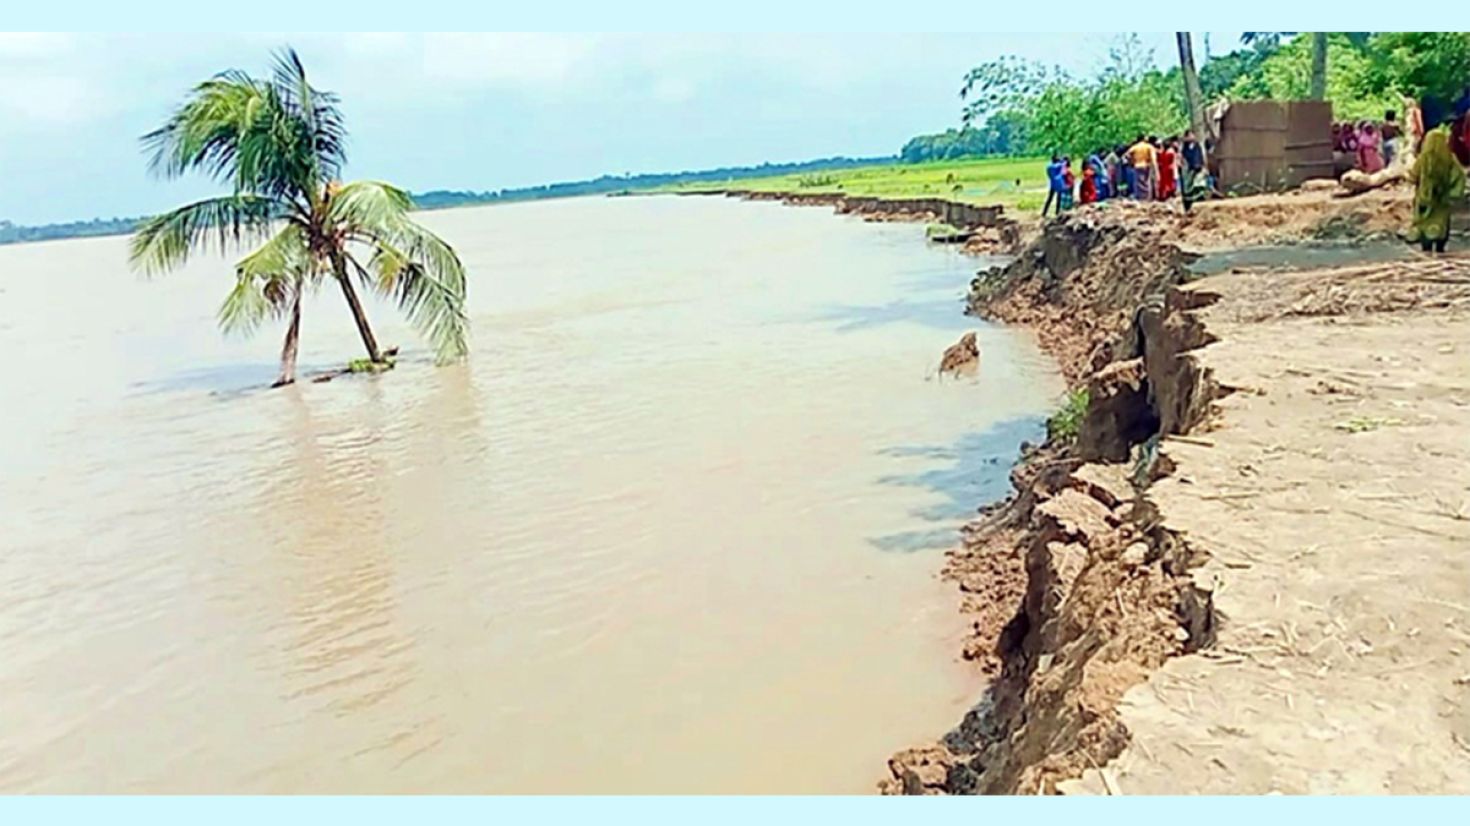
[0,195,1062,792]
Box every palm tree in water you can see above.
[130,48,468,387]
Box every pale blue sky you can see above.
[0,32,1243,224]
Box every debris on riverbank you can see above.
[936,331,980,380]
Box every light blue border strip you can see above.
[6,3,1375,31]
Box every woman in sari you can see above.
[1357,122,1385,174]
[1407,126,1466,253]
[1079,159,1098,204]
[1157,139,1178,200]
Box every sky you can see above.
[0,32,1243,225]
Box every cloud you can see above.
[422,33,600,86]
[0,76,95,124]
[0,32,75,58]
[0,33,102,124]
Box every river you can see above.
[0,194,1062,792]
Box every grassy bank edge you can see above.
[648,155,1051,213]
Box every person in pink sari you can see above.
[1357,122,1386,173]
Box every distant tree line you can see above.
[410,156,892,209]
[899,112,1027,163]
[1,155,893,247]
[0,216,145,245]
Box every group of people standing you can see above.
[1043,131,1211,217]
[1335,111,1406,174]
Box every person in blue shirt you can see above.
[1043,154,1066,217]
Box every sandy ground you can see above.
[1063,256,1470,794]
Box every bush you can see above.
[1047,388,1090,443]
[796,173,839,188]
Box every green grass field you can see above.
[655,156,1052,212]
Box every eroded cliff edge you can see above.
[883,197,1470,795]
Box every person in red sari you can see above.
[1079,160,1098,204]
[1157,138,1179,200]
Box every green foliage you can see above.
[1198,44,1275,101]
[347,357,396,374]
[796,173,839,188]
[1358,32,1470,106]
[937,31,1469,175]
[1047,388,1090,443]
[129,195,281,276]
[1028,69,1187,158]
[1228,34,1399,120]
[1227,34,1398,120]
[660,155,1046,209]
[953,36,1186,162]
[924,223,963,238]
[960,56,1059,126]
[0,216,142,245]
[900,113,1028,162]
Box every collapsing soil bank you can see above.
[881,193,1470,795]
[678,188,1027,251]
[684,186,1460,792]
[881,204,1227,794]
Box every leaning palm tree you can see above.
[130,48,468,387]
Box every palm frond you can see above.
[328,179,414,228]
[142,73,269,183]
[218,271,293,336]
[235,220,311,281]
[219,224,312,336]
[270,47,347,182]
[128,195,283,276]
[358,239,467,364]
[141,55,330,204]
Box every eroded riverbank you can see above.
[869,189,1470,794]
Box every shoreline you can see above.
[880,188,1469,794]
[702,184,1468,794]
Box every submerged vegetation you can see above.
[346,356,396,375]
[128,48,469,387]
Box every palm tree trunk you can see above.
[1309,33,1328,100]
[332,253,384,363]
[1177,33,1208,143]
[272,286,302,387]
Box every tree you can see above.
[1199,43,1276,101]
[1227,34,1396,120]
[1104,34,1156,83]
[954,37,1188,160]
[1177,33,1208,140]
[1310,33,1329,100]
[129,49,468,387]
[1359,32,1470,106]
[959,56,1056,126]
[1241,32,1295,50]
